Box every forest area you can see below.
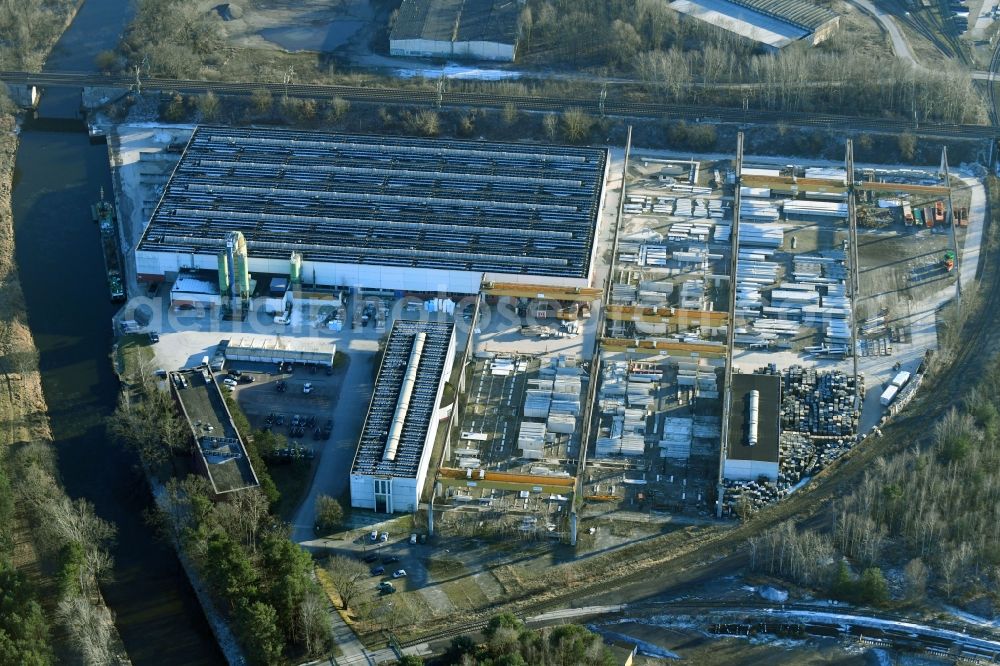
[0,0,125,663]
[747,357,1000,612]
[113,0,987,125]
[110,378,331,665]
[0,0,80,70]
[517,0,985,124]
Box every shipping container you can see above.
[880,384,899,407]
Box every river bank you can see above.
[0,103,131,665]
[5,0,226,662]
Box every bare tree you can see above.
[298,584,330,657]
[327,96,350,122]
[542,113,558,140]
[561,108,592,143]
[325,555,368,610]
[57,596,122,666]
[904,558,929,602]
[198,91,220,121]
[250,88,272,115]
[501,102,518,126]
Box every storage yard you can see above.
[107,122,985,557]
[592,146,979,521]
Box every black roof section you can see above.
[726,373,780,464]
[392,0,519,44]
[352,321,454,479]
[138,126,606,280]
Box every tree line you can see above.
[748,352,1000,609]
[111,376,330,663]
[112,0,986,126]
[0,0,80,70]
[439,613,616,666]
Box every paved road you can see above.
[291,338,378,544]
[961,175,987,289]
[847,0,920,67]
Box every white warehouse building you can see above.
[350,320,456,514]
[135,126,608,295]
[390,0,520,62]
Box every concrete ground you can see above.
[109,124,195,295]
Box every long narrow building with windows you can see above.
[136,126,609,295]
[350,320,456,513]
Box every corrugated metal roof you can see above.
[729,0,837,31]
[351,321,454,479]
[139,126,605,280]
[392,0,518,44]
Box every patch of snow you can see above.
[394,63,523,81]
[758,586,789,602]
[786,476,811,495]
[589,627,680,659]
[871,648,892,666]
[943,605,1000,629]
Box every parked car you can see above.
[222,378,238,387]
[363,553,378,563]
[370,566,385,576]
[238,375,255,384]
[147,332,160,344]
[303,382,313,394]
[380,532,389,542]
[409,534,418,545]
[377,582,395,594]
[228,369,242,378]
[370,531,379,542]
[383,555,399,564]
[392,569,407,579]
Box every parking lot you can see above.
[230,361,343,442]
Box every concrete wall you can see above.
[723,458,778,482]
[390,37,516,62]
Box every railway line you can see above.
[391,132,1000,660]
[1,70,999,140]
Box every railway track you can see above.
[1,70,998,140]
[393,161,1000,656]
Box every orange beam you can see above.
[741,175,847,193]
[482,283,602,301]
[438,467,576,488]
[600,337,727,358]
[857,181,950,195]
[605,305,728,325]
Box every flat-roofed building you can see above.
[170,272,222,308]
[724,373,781,481]
[350,321,456,513]
[390,0,520,61]
[224,335,336,367]
[136,126,608,295]
[170,365,259,497]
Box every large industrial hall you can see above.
[350,320,457,514]
[135,126,609,295]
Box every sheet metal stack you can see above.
[596,361,663,458]
[659,417,692,459]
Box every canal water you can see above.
[10,0,224,664]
